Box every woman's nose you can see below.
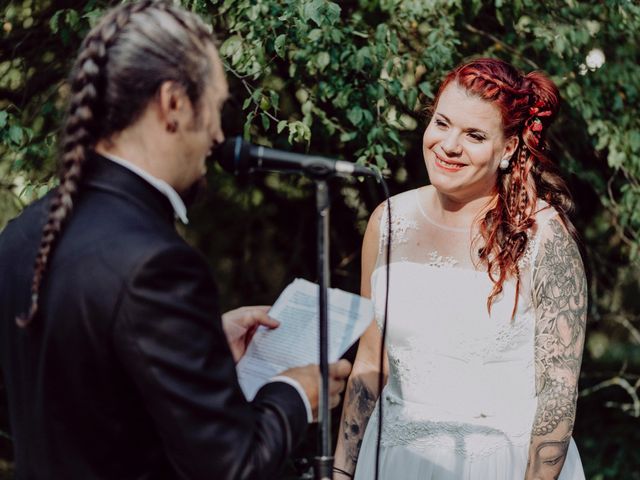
[441,132,462,157]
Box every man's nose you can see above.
[212,127,224,146]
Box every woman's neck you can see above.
[428,186,497,229]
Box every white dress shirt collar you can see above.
[100,152,189,224]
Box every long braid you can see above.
[17,2,154,327]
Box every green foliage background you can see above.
[1,0,639,478]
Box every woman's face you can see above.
[423,82,517,203]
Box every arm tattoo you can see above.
[527,219,587,477]
[531,378,577,436]
[341,376,376,469]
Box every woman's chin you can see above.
[426,169,464,195]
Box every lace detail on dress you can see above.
[425,251,458,268]
[387,339,436,386]
[370,395,530,458]
[454,312,532,362]
[379,204,418,254]
[378,413,529,457]
[518,234,537,270]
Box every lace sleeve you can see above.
[378,200,418,256]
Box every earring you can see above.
[166,120,178,133]
[499,157,510,170]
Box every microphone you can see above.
[214,136,376,178]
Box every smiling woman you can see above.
[423,82,518,204]
[334,58,587,480]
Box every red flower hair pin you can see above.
[528,100,552,118]
[526,101,551,147]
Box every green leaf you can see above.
[303,0,324,27]
[243,111,255,139]
[65,9,80,30]
[220,35,243,58]
[274,34,286,58]
[347,107,363,125]
[316,52,331,71]
[340,131,358,142]
[8,125,24,145]
[269,91,280,113]
[308,28,323,43]
[277,120,287,134]
[629,130,640,153]
[49,10,63,34]
[0,111,8,129]
[301,101,313,116]
[83,8,104,28]
[251,88,264,102]
[330,29,343,43]
[260,113,271,131]
[325,2,341,25]
[407,88,418,110]
[355,47,371,70]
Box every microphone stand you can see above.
[216,136,362,479]
[314,178,332,480]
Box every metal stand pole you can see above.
[313,179,332,480]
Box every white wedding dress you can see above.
[354,187,585,479]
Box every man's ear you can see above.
[157,81,189,131]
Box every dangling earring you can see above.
[499,157,510,170]
[166,120,178,133]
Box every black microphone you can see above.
[214,136,376,178]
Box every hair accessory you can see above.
[499,157,510,170]
[528,100,552,118]
[525,100,552,147]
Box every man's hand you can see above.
[281,359,352,421]
[221,306,279,362]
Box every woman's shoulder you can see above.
[533,199,558,222]
[372,186,426,218]
[524,199,579,269]
[368,188,426,253]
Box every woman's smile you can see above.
[434,152,467,172]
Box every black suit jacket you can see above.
[0,154,308,479]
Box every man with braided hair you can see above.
[0,2,350,479]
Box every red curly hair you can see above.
[434,58,575,317]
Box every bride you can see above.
[333,58,587,479]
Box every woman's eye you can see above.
[468,133,486,142]
[434,119,447,128]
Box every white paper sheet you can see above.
[236,278,373,400]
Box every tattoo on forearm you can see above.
[536,437,571,466]
[342,377,376,469]
[527,436,571,479]
[531,378,576,436]
[528,219,587,477]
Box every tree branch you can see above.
[462,22,540,70]
[580,376,640,417]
